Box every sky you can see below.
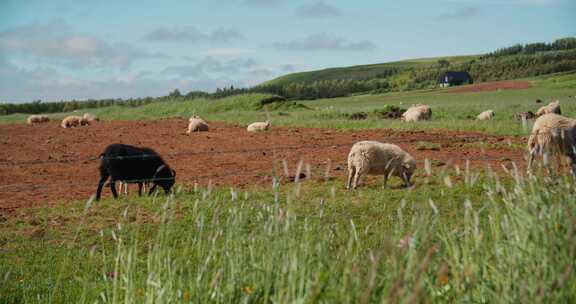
[0,0,574,103]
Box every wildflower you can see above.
[243,286,253,295]
[438,274,449,285]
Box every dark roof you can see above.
[439,71,472,83]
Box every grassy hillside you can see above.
[263,55,479,86]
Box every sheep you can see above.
[527,113,576,174]
[61,116,90,128]
[536,100,561,117]
[95,143,176,201]
[346,141,416,190]
[83,113,99,122]
[27,114,49,124]
[477,110,495,120]
[401,104,432,122]
[186,115,209,134]
[247,120,271,132]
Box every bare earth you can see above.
[447,80,532,93]
[0,119,525,214]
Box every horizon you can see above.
[1,0,575,103]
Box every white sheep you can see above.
[186,115,209,134]
[346,141,416,189]
[61,115,90,128]
[401,104,432,122]
[27,114,49,124]
[477,110,495,120]
[536,100,561,117]
[83,113,99,122]
[527,113,576,174]
[247,120,271,132]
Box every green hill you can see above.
[263,55,478,86]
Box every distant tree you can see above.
[437,59,450,67]
[168,89,182,98]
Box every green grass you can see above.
[1,166,576,303]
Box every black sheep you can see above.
[95,143,176,201]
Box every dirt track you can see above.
[447,80,532,93]
[0,119,525,214]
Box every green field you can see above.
[2,73,576,303]
[2,72,575,136]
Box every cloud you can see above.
[0,21,163,69]
[437,6,481,19]
[296,2,341,18]
[279,64,298,72]
[272,33,376,51]
[203,48,254,57]
[162,57,257,77]
[143,26,242,44]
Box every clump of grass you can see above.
[415,141,441,151]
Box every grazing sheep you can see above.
[95,143,176,200]
[83,113,99,122]
[61,116,90,128]
[346,141,416,190]
[536,100,561,117]
[186,115,209,134]
[513,111,536,121]
[527,113,576,174]
[247,120,271,132]
[27,114,49,124]
[477,110,495,120]
[401,104,432,122]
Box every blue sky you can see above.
[0,0,574,103]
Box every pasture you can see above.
[1,72,576,302]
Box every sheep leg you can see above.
[346,166,356,190]
[109,179,119,199]
[402,172,412,188]
[148,184,158,196]
[383,173,388,188]
[95,174,109,201]
[352,167,363,189]
[138,183,143,196]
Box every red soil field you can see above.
[447,80,532,93]
[0,119,526,214]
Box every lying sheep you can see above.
[95,143,176,200]
[346,141,416,189]
[61,116,90,128]
[536,100,561,117]
[247,120,271,132]
[187,115,209,134]
[401,104,432,122]
[83,113,99,122]
[27,114,49,124]
[477,110,495,120]
[527,113,576,174]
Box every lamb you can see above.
[527,113,576,174]
[247,120,271,132]
[61,116,90,128]
[27,114,49,124]
[186,115,209,134]
[95,143,176,201]
[477,110,495,120]
[346,141,416,190]
[536,100,561,117]
[83,113,99,122]
[401,104,432,122]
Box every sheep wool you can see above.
[527,113,576,173]
[536,100,561,117]
[346,141,416,189]
[27,114,49,124]
[61,116,90,128]
[401,104,432,122]
[247,121,271,132]
[477,110,495,120]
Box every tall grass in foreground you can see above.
[2,171,576,303]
